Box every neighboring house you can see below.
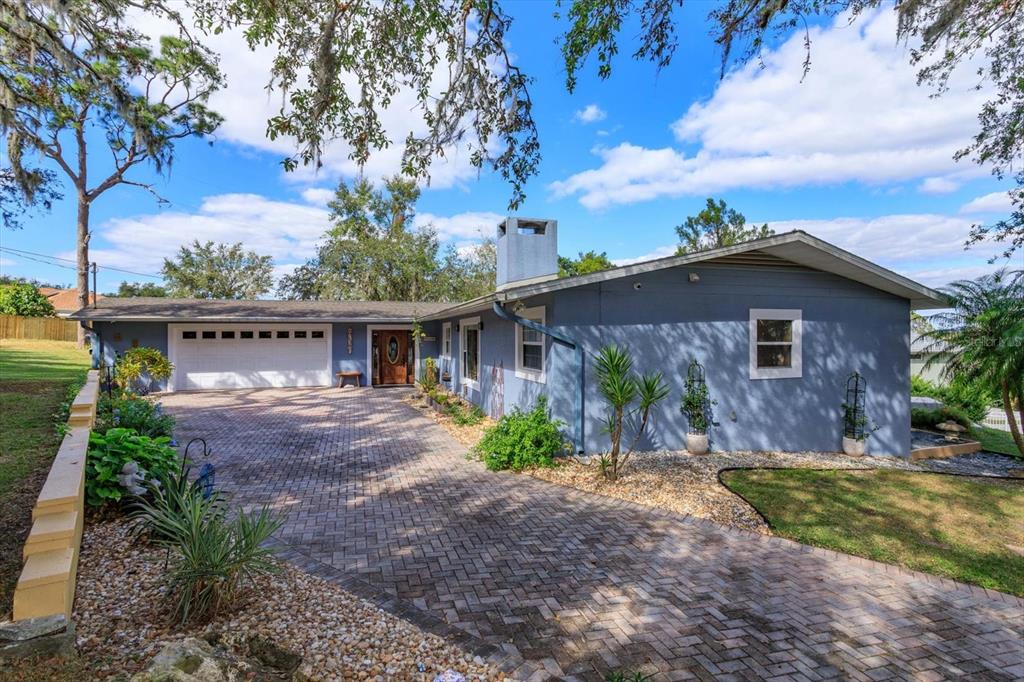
[910,335,954,385]
[39,287,103,317]
[72,225,946,457]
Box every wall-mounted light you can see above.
[688,272,701,283]
[633,282,643,291]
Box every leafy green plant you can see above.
[595,345,670,480]
[445,400,484,426]
[596,454,612,480]
[114,347,174,393]
[475,396,569,471]
[606,672,654,682]
[96,394,176,438]
[420,356,439,391]
[680,359,715,435]
[0,282,56,317]
[130,469,283,624]
[86,428,179,507]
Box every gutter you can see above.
[491,301,586,455]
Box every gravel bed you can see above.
[73,519,504,681]
[528,450,920,533]
[917,451,1024,477]
[404,390,493,448]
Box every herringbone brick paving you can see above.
[161,387,1024,680]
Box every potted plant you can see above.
[680,359,715,455]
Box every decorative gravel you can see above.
[404,390,494,448]
[528,450,920,533]
[917,451,1024,478]
[73,519,504,681]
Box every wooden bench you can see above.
[336,371,362,388]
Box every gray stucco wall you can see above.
[440,264,911,458]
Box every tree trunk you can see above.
[76,196,90,347]
[1001,379,1024,456]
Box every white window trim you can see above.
[441,322,452,360]
[460,316,481,389]
[514,305,546,383]
[749,308,802,380]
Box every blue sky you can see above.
[1,3,1019,294]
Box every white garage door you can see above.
[168,323,332,391]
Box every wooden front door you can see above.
[375,330,413,385]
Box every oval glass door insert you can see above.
[387,335,400,364]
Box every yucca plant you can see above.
[595,345,670,480]
[131,470,284,624]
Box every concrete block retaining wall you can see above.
[12,370,98,622]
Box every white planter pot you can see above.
[842,436,866,457]
[686,433,709,455]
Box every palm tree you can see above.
[921,270,1024,455]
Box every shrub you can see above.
[445,400,485,426]
[475,396,569,471]
[680,359,714,434]
[86,427,179,507]
[911,375,995,423]
[114,347,173,393]
[131,469,283,624]
[911,406,972,431]
[96,394,176,438]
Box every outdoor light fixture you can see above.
[633,282,643,290]
[688,272,701,283]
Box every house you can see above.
[39,287,103,317]
[71,222,946,457]
[910,335,953,385]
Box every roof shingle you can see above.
[69,297,451,322]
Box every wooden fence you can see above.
[0,315,79,341]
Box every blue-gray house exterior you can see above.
[72,225,945,459]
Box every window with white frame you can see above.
[461,317,481,386]
[749,309,802,379]
[442,322,452,359]
[515,306,545,381]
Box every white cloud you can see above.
[128,11,483,190]
[918,177,960,194]
[413,211,505,241]
[959,191,1014,214]
[573,104,607,124]
[611,245,676,266]
[0,257,16,267]
[300,188,335,206]
[72,194,331,276]
[551,8,989,209]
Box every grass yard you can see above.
[0,339,90,618]
[973,425,1022,459]
[722,468,1024,596]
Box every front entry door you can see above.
[374,330,413,385]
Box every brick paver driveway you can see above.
[162,388,1024,680]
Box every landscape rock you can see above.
[130,637,256,682]
[0,614,76,662]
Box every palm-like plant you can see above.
[920,270,1024,455]
[595,345,670,480]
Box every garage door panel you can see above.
[171,325,331,390]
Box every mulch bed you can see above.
[70,519,504,680]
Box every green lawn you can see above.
[972,424,1022,459]
[722,468,1024,596]
[0,339,90,617]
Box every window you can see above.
[515,306,545,382]
[258,331,272,339]
[294,330,307,339]
[460,317,481,386]
[202,331,216,339]
[311,330,324,339]
[221,331,235,339]
[276,330,290,339]
[442,322,452,358]
[240,331,254,339]
[182,331,197,340]
[749,309,802,379]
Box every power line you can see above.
[0,246,164,279]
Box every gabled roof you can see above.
[423,230,948,319]
[44,289,102,312]
[69,297,450,322]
